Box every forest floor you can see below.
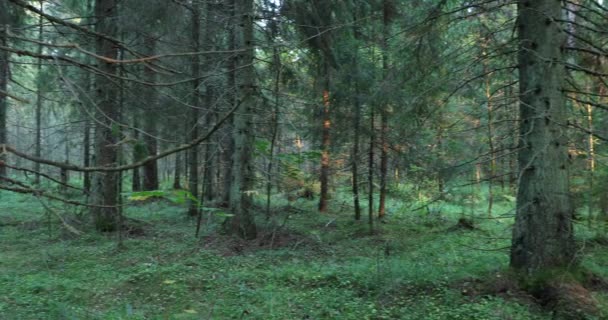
[1,189,607,319]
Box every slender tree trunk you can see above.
[483,36,496,217]
[318,62,331,212]
[202,2,216,203]
[91,0,119,231]
[352,69,362,221]
[224,0,257,239]
[142,37,159,191]
[173,152,182,189]
[510,0,575,272]
[131,122,142,192]
[368,107,375,231]
[266,42,281,219]
[34,1,43,185]
[188,2,201,216]
[378,1,391,219]
[0,5,10,178]
[222,0,237,206]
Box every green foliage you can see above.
[4,189,605,319]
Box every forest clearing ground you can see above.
[1,191,607,319]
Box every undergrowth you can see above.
[1,186,606,319]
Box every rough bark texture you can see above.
[224,0,257,239]
[91,0,119,231]
[510,0,575,272]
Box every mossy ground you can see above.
[1,186,607,319]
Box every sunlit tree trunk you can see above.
[510,0,575,272]
[318,62,331,212]
[91,0,119,231]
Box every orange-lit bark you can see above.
[319,85,331,212]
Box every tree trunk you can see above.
[188,1,201,216]
[173,151,182,189]
[91,0,119,231]
[224,0,257,239]
[483,35,496,217]
[202,2,216,203]
[352,69,362,221]
[368,107,375,231]
[142,37,159,191]
[510,0,575,272]
[378,2,390,219]
[34,1,43,185]
[0,5,10,178]
[318,62,331,212]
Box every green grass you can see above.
[1,187,606,319]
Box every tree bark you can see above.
[378,1,391,219]
[224,0,257,239]
[0,4,10,178]
[91,0,119,231]
[34,1,43,185]
[318,62,331,212]
[510,0,575,272]
[142,37,159,191]
[188,1,201,216]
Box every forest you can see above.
[0,0,607,319]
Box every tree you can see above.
[223,0,257,239]
[0,1,10,178]
[510,0,575,273]
[90,0,120,231]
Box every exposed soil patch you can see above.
[447,218,477,232]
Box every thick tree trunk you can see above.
[510,0,575,272]
[224,0,257,239]
[91,0,119,231]
[318,63,331,212]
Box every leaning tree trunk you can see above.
[90,0,119,231]
[224,0,257,239]
[510,0,575,272]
